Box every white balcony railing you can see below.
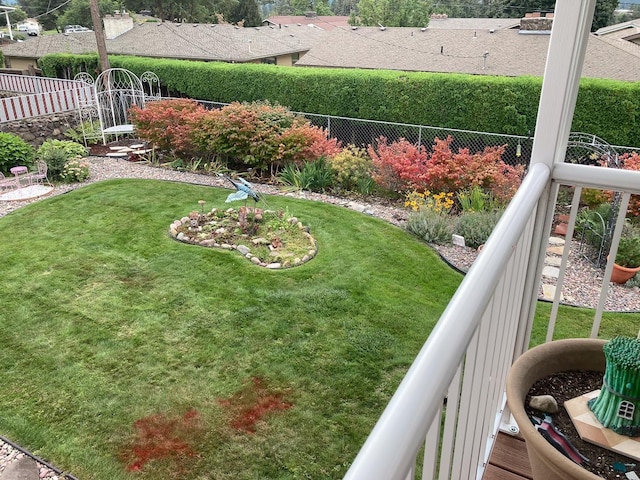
[344,1,640,479]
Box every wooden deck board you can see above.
[482,432,533,480]
[483,464,531,480]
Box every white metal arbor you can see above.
[141,71,162,99]
[94,68,145,145]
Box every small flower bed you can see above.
[169,206,317,268]
[60,157,91,183]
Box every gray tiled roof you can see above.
[1,23,327,62]
[295,26,640,81]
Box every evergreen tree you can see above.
[358,0,430,27]
[57,0,117,30]
[333,0,357,15]
[0,6,27,26]
[17,0,63,29]
[231,0,262,26]
[592,0,618,30]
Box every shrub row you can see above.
[38,54,640,147]
[0,133,88,182]
[129,99,339,172]
[130,99,523,212]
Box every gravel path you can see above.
[0,155,638,478]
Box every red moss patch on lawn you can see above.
[218,377,293,433]
[123,408,203,472]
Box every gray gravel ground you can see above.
[0,155,638,477]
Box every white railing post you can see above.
[517,0,597,355]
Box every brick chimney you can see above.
[520,12,553,33]
[103,12,134,39]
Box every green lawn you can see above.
[0,179,462,479]
[1,178,638,479]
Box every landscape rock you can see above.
[529,394,559,413]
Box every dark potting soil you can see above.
[527,370,639,479]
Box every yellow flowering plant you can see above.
[404,190,454,214]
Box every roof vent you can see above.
[351,26,358,30]
[489,28,495,33]
[420,27,426,32]
[378,23,386,31]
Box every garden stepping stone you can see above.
[106,152,129,158]
[0,457,39,480]
[542,266,560,278]
[545,256,562,267]
[542,284,564,301]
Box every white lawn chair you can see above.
[27,161,51,186]
[0,172,17,191]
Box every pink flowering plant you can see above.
[60,157,90,183]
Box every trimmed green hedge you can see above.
[38,53,640,147]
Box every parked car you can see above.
[64,25,91,33]
[17,24,40,36]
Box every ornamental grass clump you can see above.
[589,336,640,436]
[454,210,503,250]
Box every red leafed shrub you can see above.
[620,152,640,218]
[369,136,524,204]
[368,137,429,192]
[423,137,523,204]
[275,122,342,166]
[130,99,205,156]
[189,102,298,170]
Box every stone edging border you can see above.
[168,211,318,269]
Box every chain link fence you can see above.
[193,99,638,168]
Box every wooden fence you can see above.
[0,74,93,123]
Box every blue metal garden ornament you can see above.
[223,176,260,204]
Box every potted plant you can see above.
[611,234,640,284]
[506,339,607,480]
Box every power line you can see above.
[32,0,72,19]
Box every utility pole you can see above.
[90,0,110,72]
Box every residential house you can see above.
[295,16,640,81]
[0,13,327,72]
[594,19,640,58]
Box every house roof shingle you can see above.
[294,26,640,81]
[0,22,327,62]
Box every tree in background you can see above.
[57,0,117,29]
[494,0,554,18]
[17,0,62,29]
[358,0,431,27]
[229,0,262,26]
[615,4,640,22]
[0,5,27,26]
[591,0,618,30]
[333,0,357,15]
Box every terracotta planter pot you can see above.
[506,339,607,480]
[611,262,640,284]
